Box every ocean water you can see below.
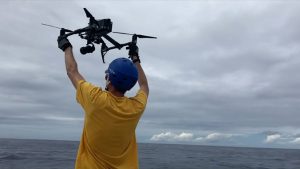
[0,138,299,169]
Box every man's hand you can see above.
[57,29,72,51]
[128,43,139,57]
[128,43,140,63]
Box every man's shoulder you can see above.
[76,80,104,105]
[129,89,148,107]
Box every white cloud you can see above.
[176,132,194,141]
[150,132,194,142]
[265,134,281,143]
[195,132,233,142]
[151,132,233,143]
[195,137,204,141]
[205,133,233,141]
[290,137,300,144]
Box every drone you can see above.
[42,8,157,63]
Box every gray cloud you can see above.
[1,1,300,148]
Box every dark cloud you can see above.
[1,1,300,148]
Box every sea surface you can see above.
[0,138,299,169]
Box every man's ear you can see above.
[105,78,111,91]
[106,78,111,85]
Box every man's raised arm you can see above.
[128,43,149,96]
[58,34,85,89]
[133,58,149,96]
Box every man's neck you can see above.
[108,87,124,97]
[110,90,124,97]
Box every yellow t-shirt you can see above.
[75,80,147,169]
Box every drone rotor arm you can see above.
[63,27,91,38]
[102,34,123,49]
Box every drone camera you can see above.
[80,44,95,55]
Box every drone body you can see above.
[42,8,156,63]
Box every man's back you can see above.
[75,80,147,169]
[58,31,149,168]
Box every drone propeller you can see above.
[113,32,157,39]
[41,23,72,32]
[84,8,94,20]
[83,8,101,29]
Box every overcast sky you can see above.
[1,0,300,149]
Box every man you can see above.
[58,31,149,169]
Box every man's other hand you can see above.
[57,29,72,51]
